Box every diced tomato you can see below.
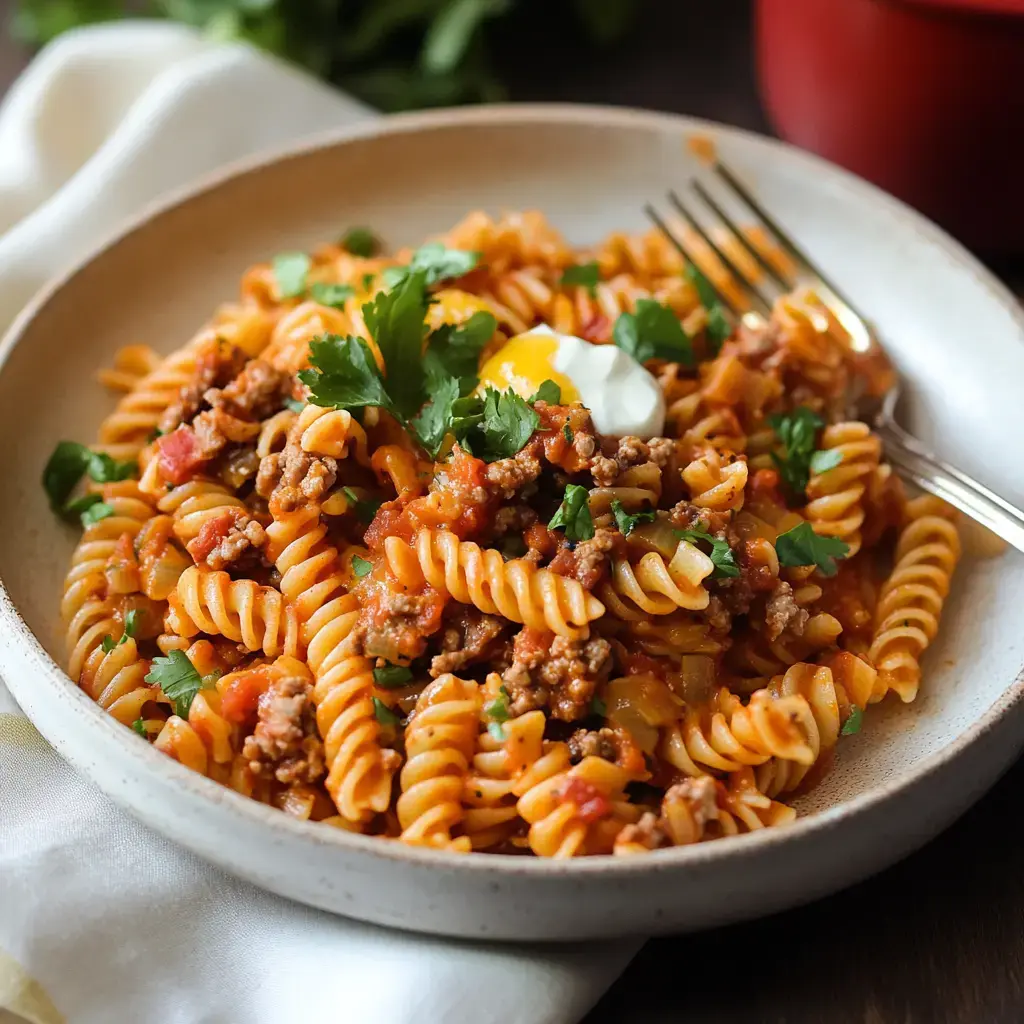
[524,522,558,560]
[220,667,272,725]
[749,468,783,505]
[363,501,415,552]
[547,545,579,579]
[187,510,239,565]
[579,314,612,345]
[560,777,611,824]
[156,426,205,485]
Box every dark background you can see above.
[2,2,1023,1021]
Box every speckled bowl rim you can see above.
[4,103,1023,880]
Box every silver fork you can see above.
[644,161,1024,555]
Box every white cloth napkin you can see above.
[0,23,638,1024]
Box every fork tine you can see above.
[690,179,793,291]
[666,189,775,316]
[643,203,741,316]
[712,161,859,313]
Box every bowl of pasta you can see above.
[2,105,1023,941]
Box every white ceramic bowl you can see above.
[2,106,1023,942]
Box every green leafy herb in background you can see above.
[548,483,594,542]
[12,1,639,112]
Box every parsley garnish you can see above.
[841,705,864,736]
[562,423,574,444]
[123,608,140,639]
[284,397,305,413]
[383,243,480,290]
[372,696,402,727]
[144,649,205,718]
[674,527,740,579]
[485,684,511,741]
[561,262,600,297]
[342,487,383,524]
[611,500,656,537]
[775,522,850,577]
[310,282,356,308]
[768,406,826,500]
[351,555,373,578]
[101,635,116,654]
[613,299,693,366]
[272,251,311,299]
[341,227,379,258]
[809,448,843,474]
[685,264,732,353]
[590,696,607,717]
[361,272,376,291]
[299,334,396,416]
[132,718,147,738]
[548,483,595,542]
[373,664,414,688]
[43,441,136,516]
[80,501,114,527]
[478,388,539,460]
[529,379,561,405]
[423,310,496,395]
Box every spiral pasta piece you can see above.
[294,404,370,464]
[97,344,163,393]
[397,674,481,850]
[79,637,158,725]
[156,478,249,542]
[804,422,881,558]
[384,529,605,637]
[305,592,401,824]
[167,566,300,658]
[683,447,748,512]
[600,540,713,620]
[868,497,960,704]
[661,686,816,777]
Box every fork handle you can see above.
[878,423,1024,554]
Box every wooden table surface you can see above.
[1,3,1022,1022]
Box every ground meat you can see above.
[764,579,809,642]
[568,726,619,764]
[619,777,721,850]
[198,517,266,572]
[357,585,446,663]
[256,442,337,513]
[429,605,510,678]
[704,594,733,634]
[668,500,729,536]
[616,811,669,852]
[492,505,538,538]
[590,455,620,488]
[242,673,325,785]
[502,629,613,721]
[204,359,289,421]
[548,528,620,589]
[484,447,542,498]
[191,407,261,463]
[158,343,248,433]
[573,431,596,460]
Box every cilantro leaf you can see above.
[841,705,864,736]
[361,272,376,291]
[80,501,114,527]
[122,608,140,640]
[373,696,402,727]
[563,423,574,444]
[374,664,414,688]
[768,407,825,500]
[272,251,311,299]
[362,271,430,420]
[590,696,607,717]
[101,635,115,654]
[402,242,480,288]
[611,500,656,537]
[561,262,600,297]
[674,527,740,579]
[477,387,539,462]
[284,397,305,413]
[423,310,496,394]
[342,487,383,524]
[298,334,397,416]
[487,720,507,742]
[310,282,356,308]
[352,555,373,578]
[685,264,732,352]
[341,227,379,258]
[132,718,147,738]
[613,299,693,366]
[529,379,561,405]
[412,374,463,458]
[43,442,135,514]
[775,521,850,577]
[145,649,203,718]
[548,483,595,542]
[810,448,843,475]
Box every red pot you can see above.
[755,0,1024,254]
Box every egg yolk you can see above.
[476,333,580,404]
[426,289,494,330]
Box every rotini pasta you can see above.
[48,210,965,856]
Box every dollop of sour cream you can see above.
[477,325,666,438]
